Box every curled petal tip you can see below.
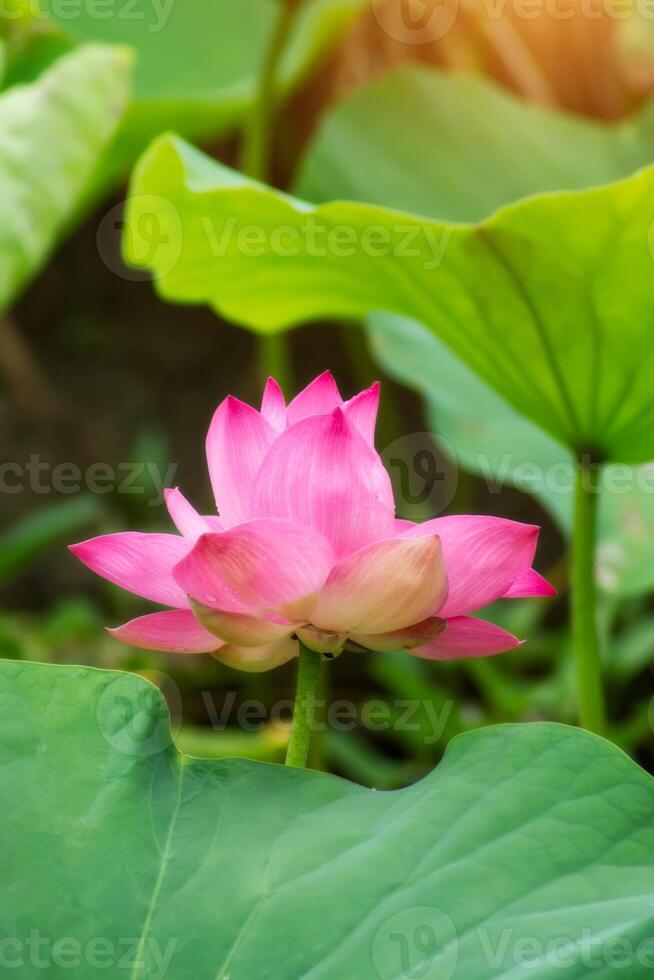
[503,567,556,600]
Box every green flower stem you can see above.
[256,332,292,394]
[286,641,323,768]
[240,0,301,391]
[241,0,302,182]
[572,457,606,735]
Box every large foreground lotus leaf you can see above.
[2,659,654,978]
[296,65,654,222]
[38,0,365,179]
[0,42,131,313]
[369,313,654,599]
[125,135,654,463]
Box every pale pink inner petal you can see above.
[251,408,395,558]
[261,377,287,432]
[343,382,380,446]
[173,518,334,613]
[402,516,540,617]
[295,626,346,656]
[205,395,276,527]
[70,532,191,608]
[351,616,446,652]
[214,636,299,673]
[191,600,297,647]
[411,616,521,660]
[165,487,216,539]
[503,568,556,599]
[286,370,343,424]
[109,609,221,653]
[303,534,447,634]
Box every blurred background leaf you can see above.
[125,138,654,462]
[296,65,654,220]
[29,0,366,189]
[0,42,131,314]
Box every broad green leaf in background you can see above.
[295,66,654,601]
[125,136,654,463]
[370,313,654,599]
[2,659,654,978]
[296,65,654,222]
[0,42,131,313]
[35,0,365,182]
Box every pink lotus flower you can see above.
[70,372,554,672]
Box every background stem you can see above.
[286,642,323,768]
[240,0,302,182]
[572,457,606,734]
[256,332,292,393]
[0,314,63,425]
[240,0,301,391]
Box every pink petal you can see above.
[343,381,380,446]
[286,370,343,424]
[205,395,276,527]
[251,408,395,557]
[351,616,446,652]
[394,518,415,533]
[70,532,190,608]
[503,568,556,599]
[297,535,447,634]
[261,377,287,432]
[402,516,540,617]
[108,609,222,653]
[213,636,299,673]
[411,616,522,660]
[191,600,297,647]
[173,518,334,613]
[165,488,218,539]
[203,516,226,532]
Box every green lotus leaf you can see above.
[295,67,654,598]
[125,134,654,463]
[369,312,654,600]
[0,42,131,313]
[2,658,654,977]
[38,0,365,181]
[296,65,654,222]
